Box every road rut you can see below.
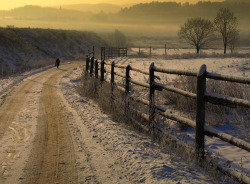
[0,63,130,184]
[21,65,78,184]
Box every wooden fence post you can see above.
[101,60,105,81]
[86,55,90,72]
[111,61,115,85]
[195,64,207,160]
[95,59,98,78]
[149,62,156,136]
[150,47,152,57]
[93,46,95,58]
[90,57,94,76]
[110,61,115,106]
[125,65,131,94]
[125,65,131,117]
[126,48,128,57]
[165,44,167,55]
[139,47,141,57]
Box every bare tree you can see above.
[108,29,128,48]
[178,17,214,54]
[228,29,240,53]
[214,8,239,54]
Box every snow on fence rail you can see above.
[85,56,250,184]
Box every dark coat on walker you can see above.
[55,58,60,68]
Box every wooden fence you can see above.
[87,45,168,59]
[101,47,128,60]
[137,44,168,57]
[85,56,250,184]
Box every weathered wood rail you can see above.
[85,56,250,184]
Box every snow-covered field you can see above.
[0,52,249,183]
[130,47,250,56]
[112,56,249,77]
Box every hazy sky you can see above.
[0,0,224,10]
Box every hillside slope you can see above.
[0,28,107,76]
[4,5,91,21]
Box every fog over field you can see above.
[0,0,250,48]
[0,0,226,10]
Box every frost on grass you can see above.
[79,55,250,182]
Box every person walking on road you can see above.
[55,58,60,69]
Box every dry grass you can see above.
[77,72,129,125]
[78,69,248,183]
[162,75,250,141]
[161,52,250,60]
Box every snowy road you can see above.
[0,62,217,183]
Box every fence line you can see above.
[86,45,250,59]
[101,47,128,60]
[85,56,250,184]
[88,45,169,59]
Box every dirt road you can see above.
[0,62,218,184]
[0,63,130,184]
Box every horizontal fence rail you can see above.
[101,47,128,60]
[153,82,197,99]
[204,126,250,152]
[205,92,250,108]
[156,108,196,129]
[207,72,250,84]
[85,56,250,184]
[155,66,197,77]
[129,78,150,88]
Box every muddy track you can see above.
[0,64,79,183]
[0,63,132,184]
[20,65,78,184]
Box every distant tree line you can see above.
[116,1,250,21]
[1,1,250,23]
[0,5,92,21]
